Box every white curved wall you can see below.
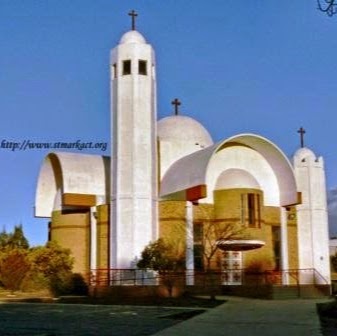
[35,152,109,217]
[160,134,298,207]
[203,146,280,206]
[215,168,261,190]
[35,154,61,217]
[57,152,108,196]
[159,140,209,179]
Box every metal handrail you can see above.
[88,268,328,287]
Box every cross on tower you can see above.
[171,98,181,116]
[128,10,138,30]
[297,127,306,148]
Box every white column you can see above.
[280,207,289,285]
[90,206,97,281]
[185,201,194,285]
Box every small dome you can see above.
[119,31,146,44]
[215,169,260,190]
[157,115,213,147]
[293,147,316,162]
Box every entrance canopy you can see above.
[216,239,266,251]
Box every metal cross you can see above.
[128,10,138,30]
[171,98,181,116]
[297,127,306,148]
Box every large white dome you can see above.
[157,115,213,148]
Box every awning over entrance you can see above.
[216,239,265,251]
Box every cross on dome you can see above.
[171,98,181,116]
[297,127,306,148]
[128,10,138,30]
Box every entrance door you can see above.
[222,251,242,285]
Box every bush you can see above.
[49,273,88,297]
[0,249,30,292]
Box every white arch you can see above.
[35,152,110,217]
[205,145,279,205]
[160,133,298,207]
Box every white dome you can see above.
[215,168,261,190]
[157,115,213,147]
[119,31,146,44]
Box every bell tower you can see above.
[293,128,330,284]
[110,11,158,268]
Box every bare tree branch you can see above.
[202,220,246,271]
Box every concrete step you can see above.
[271,286,299,299]
[271,285,330,299]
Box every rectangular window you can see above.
[193,222,204,271]
[112,63,117,78]
[122,60,131,75]
[256,194,261,228]
[245,193,261,228]
[272,226,281,270]
[194,245,204,271]
[240,194,245,225]
[248,193,256,227]
[138,60,147,75]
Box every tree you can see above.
[0,228,78,295]
[30,241,73,277]
[137,238,185,271]
[7,225,29,249]
[0,249,30,292]
[317,0,337,16]
[0,229,10,251]
[201,220,246,271]
[137,238,185,297]
[0,225,29,251]
[0,225,30,291]
[28,241,74,295]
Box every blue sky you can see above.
[1,1,337,245]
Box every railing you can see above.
[88,268,329,287]
[89,269,159,286]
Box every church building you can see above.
[35,12,331,290]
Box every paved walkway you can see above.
[152,296,329,336]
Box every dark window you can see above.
[256,194,261,227]
[193,222,204,270]
[138,60,147,75]
[272,226,281,270]
[240,194,245,225]
[194,245,204,271]
[123,60,131,75]
[247,193,256,227]
[113,63,117,78]
[244,193,261,228]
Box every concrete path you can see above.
[152,296,329,336]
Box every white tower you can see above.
[293,129,330,285]
[110,13,158,269]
